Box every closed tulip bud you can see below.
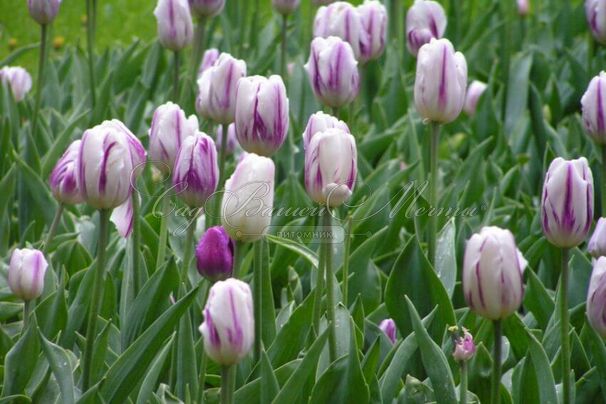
[154,0,194,51]
[272,0,300,15]
[199,278,254,365]
[517,0,530,16]
[463,226,527,320]
[172,133,219,207]
[452,329,476,362]
[303,111,349,150]
[0,66,32,102]
[196,53,247,125]
[305,128,357,207]
[463,80,487,116]
[541,157,594,248]
[8,248,48,301]
[587,257,606,337]
[196,226,234,281]
[582,72,606,144]
[406,0,447,57]
[221,153,275,242]
[235,75,289,156]
[378,318,397,344]
[49,140,83,205]
[358,0,388,63]
[215,123,238,155]
[313,2,367,59]
[27,0,61,25]
[198,48,220,77]
[589,218,606,257]
[414,38,467,124]
[305,36,360,108]
[189,0,225,18]
[586,0,606,44]
[149,102,199,173]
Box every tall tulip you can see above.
[587,257,606,337]
[406,0,447,57]
[303,111,350,150]
[27,0,62,25]
[358,0,388,63]
[313,1,367,60]
[586,0,606,45]
[0,66,32,102]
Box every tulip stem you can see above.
[181,218,197,291]
[233,240,245,279]
[220,365,235,404]
[281,14,288,78]
[173,51,181,102]
[601,145,606,217]
[341,215,352,307]
[131,193,142,294]
[198,338,208,404]
[323,207,338,362]
[560,247,571,404]
[253,239,263,363]
[428,122,440,267]
[156,188,170,270]
[43,203,64,253]
[312,213,327,335]
[86,0,96,111]
[459,361,468,404]
[490,319,502,404]
[82,208,111,392]
[213,124,229,227]
[500,0,511,119]
[22,300,32,332]
[191,16,207,92]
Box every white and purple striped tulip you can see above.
[378,318,397,344]
[149,102,199,173]
[589,218,606,257]
[517,0,530,16]
[49,140,83,205]
[27,0,61,25]
[8,248,48,301]
[189,0,225,18]
[587,257,606,337]
[196,53,247,125]
[303,111,349,150]
[0,66,32,102]
[452,329,476,362]
[235,75,289,157]
[463,80,487,117]
[406,0,447,57]
[414,38,467,124]
[221,153,275,242]
[358,0,388,63]
[586,0,606,44]
[172,133,219,208]
[582,72,606,144]
[313,1,367,60]
[305,128,357,207]
[305,36,360,108]
[199,278,254,365]
[463,226,527,320]
[272,0,300,15]
[215,123,238,155]
[541,157,594,248]
[154,0,194,51]
[198,48,220,77]
[196,226,234,281]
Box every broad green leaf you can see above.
[39,331,75,404]
[2,317,40,396]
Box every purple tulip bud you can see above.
[541,157,594,248]
[587,257,606,337]
[582,72,606,144]
[0,66,32,102]
[517,0,530,16]
[235,75,289,157]
[313,2,367,60]
[27,0,61,25]
[303,111,349,150]
[586,0,606,44]
[196,53,247,125]
[189,0,225,18]
[463,80,487,116]
[198,48,220,77]
[199,278,254,365]
[589,218,606,257]
[8,248,48,301]
[463,226,527,320]
[452,329,476,362]
[406,0,447,57]
[196,226,234,281]
[378,318,397,344]
[172,133,219,207]
[358,0,388,63]
[154,0,194,51]
[215,123,238,155]
[149,102,199,173]
[272,0,300,15]
[305,128,357,207]
[414,38,467,124]
[305,36,360,108]
[49,140,83,205]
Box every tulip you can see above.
[27,0,62,25]
[8,248,48,301]
[303,111,350,150]
[541,157,594,248]
[154,0,194,51]
[587,256,606,337]
[172,133,219,208]
[149,102,199,173]
[0,66,32,102]
[215,123,238,156]
[189,0,225,18]
[198,48,220,77]
[49,140,83,205]
[582,72,606,144]
[313,2,367,59]
[273,0,300,15]
[464,80,488,116]
[378,318,397,344]
[589,218,606,257]
[199,278,255,365]
[235,75,289,156]
[305,128,357,207]
[196,53,247,125]
[406,0,447,57]
[414,38,467,124]
[517,0,530,16]
[196,226,234,281]
[452,329,476,362]
[586,0,606,44]
[358,0,388,63]
[305,36,360,108]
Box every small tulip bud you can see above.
[172,133,219,208]
[154,0,194,51]
[406,0,447,57]
[198,48,220,77]
[215,123,238,156]
[313,1,366,59]
[414,38,467,124]
[8,248,48,301]
[541,157,594,248]
[452,329,476,362]
[305,128,357,207]
[517,0,530,16]
[199,278,255,365]
[305,36,360,108]
[589,218,606,257]
[582,72,606,144]
[463,226,527,320]
[49,140,83,205]
[587,257,606,337]
[196,226,234,281]
[197,53,247,125]
[189,0,225,18]
[464,80,487,116]
[586,0,606,44]
[149,102,199,173]
[303,111,350,150]
[0,66,32,102]
[221,153,275,242]
[357,0,388,63]
[272,0,300,15]
[378,318,397,344]
[27,0,62,25]
[235,75,289,157]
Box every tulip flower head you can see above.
[189,0,225,18]
[517,0,530,16]
[27,0,62,25]
[406,0,447,57]
[452,329,476,362]
[589,218,606,258]
[378,318,397,344]
[587,257,606,337]
[49,140,83,205]
[196,226,234,281]
[358,0,388,63]
[463,80,487,117]
[272,0,300,15]
[303,111,350,150]
[313,1,367,59]
[582,71,606,144]
[586,0,606,44]
[8,248,48,301]
[154,0,194,51]
[0,66,32,102]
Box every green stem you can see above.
[561,247,571,404]
[280,14,287,78]
[181,219,197,291]
[249,0,261,55]
[86,0,96,111]
[601,145,606,217]
[459,361,468,404]
[428,122,440,267]
[22,300,32,333]
[131,193,141,294]
[233,240,245,279]
[323,208,337,362]
[500,0,511,119]
[490,320,502,404]
[198,337,208,404]
[253,239,263,362]
[311,213,326,334]
[82,209,110,391]
[341,216,352,307]
[191,16,207,89]
[156,189,170,270]
[220,365,236,404]
[212,124,229,227]
[588,33,595,79]
[43,203,64,253]
[31,23,48,143]
[173,51,181,102]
